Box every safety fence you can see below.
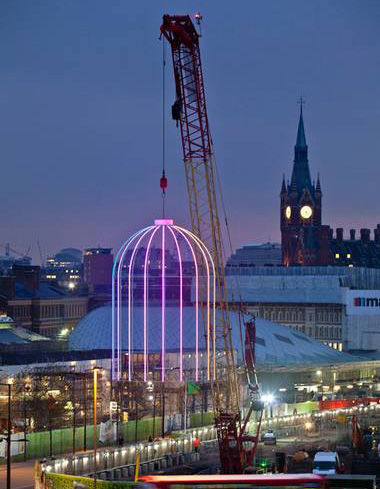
[5,412,214,462]
[42,426,216,482]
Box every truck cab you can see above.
[312,451,342,475]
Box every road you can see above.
[0,461,34,489]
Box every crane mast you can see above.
[161,14,260,473]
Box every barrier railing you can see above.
[41,425,217,480]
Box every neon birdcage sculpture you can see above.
[112,219,216,383]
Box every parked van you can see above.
[312,451,342,475]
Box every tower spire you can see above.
[296,97,307,148]
[291,100,312,197]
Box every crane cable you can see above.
[160,38,168,218]
[212,149,247,367]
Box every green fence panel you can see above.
[46,473,137,489]
[190,412,213,428]
[11,411,213,462]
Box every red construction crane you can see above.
[160,14,263,473]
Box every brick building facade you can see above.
[0,264,87,339]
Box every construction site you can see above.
[1,9,380,489]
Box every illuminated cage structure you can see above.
[112,219,216,383]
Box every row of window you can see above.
[323,341,343,351]
[12,305,31,318]
[314,326,342,340]
[12,302,87,320]
[259,308,342,324]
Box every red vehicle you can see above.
[140,473,327,489]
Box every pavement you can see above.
[0,461,34,489]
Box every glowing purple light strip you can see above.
[128,227,154,380]
[175,226,216,380]
[161,225,166,381]
[174,227,200,381]
[116,227,153,380]
[154,219,173,225]
[112,227,153,380]
[143,226,160,381]
[184,229,217,380]
[168,226,184,381]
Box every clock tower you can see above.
[281,106,331,265]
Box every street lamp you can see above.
[0,381,12,489]
[92,367,101,489]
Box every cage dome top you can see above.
[112,219,216,383]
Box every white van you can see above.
[312,451,341,475]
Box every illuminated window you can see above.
[338,343,343,352]
[348,264,354,268]
[347,253,351,258]
[335,253,340,259]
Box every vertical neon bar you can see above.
[174,228,200,381]
[168,226,183,381]
[179,228,209,381]
[112,227,151,380]
[161,225,166,382]
[175,226,215,380]
[143,227,159,382]
[128,228,153,380]
[182,228,216,380]
[189,231,216,380]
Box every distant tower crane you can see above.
[160,14,262,473]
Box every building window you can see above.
[347,253,351,258]
[335,253,340,259]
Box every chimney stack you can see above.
[360,228,371,243]
[350,229,356,240]
[336,228,343,242]
[375,228,380,244]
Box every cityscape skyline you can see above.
[1,1,379,263]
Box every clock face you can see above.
[300,205,313,219]
[285,206,291,219]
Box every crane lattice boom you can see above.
[161,14,262,473]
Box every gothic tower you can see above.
[280,106,330,265]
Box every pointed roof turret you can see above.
[316,173,321,193]
[281,174,287,195]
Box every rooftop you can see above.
[69,306,361,367]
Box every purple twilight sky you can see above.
[1,1,379,263]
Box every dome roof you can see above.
[69,306,358,367]
[54,248,82,263]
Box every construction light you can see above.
[261,393,274,404]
